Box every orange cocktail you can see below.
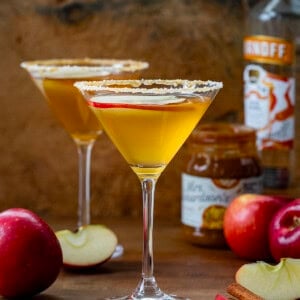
[89,95,212,177]
[21,59,148,228]
[75,79,222,300]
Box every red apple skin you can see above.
[269,199,300,262]
[215,294,229,300]
[0,208,63,298]
[223,194,291,261]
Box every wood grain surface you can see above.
[0,0,299,219]
[44,217,245,300]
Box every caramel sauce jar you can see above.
[181,123,263,248]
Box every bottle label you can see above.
[244,35,294,65]
[181,173,263,229]
[244,64,295,150]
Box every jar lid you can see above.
[190,123,256,144]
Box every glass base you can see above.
[105,277,190,300]
[105,294,189,300]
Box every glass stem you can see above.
[142,177,156,278]
[133,177,163,298]
[76,141,94,228]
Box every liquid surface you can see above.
[89,95,212,177]
[36,77,103,142]
[34,75,142,142]
[22,59,148,143]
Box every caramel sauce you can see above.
[181,123,262,248]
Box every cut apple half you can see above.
[56,224,118,269]
[236,258,300,300]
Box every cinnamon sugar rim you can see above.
[20,58,149,78]
[74,79,223,94]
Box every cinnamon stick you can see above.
[226,282,264,300]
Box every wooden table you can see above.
[44,217,247,300]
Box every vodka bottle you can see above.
[243,0,297,188]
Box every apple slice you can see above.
[56,224,118,269]
[236,258,300,300]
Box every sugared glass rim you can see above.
[74,79,223,94]
[20,58,149,79]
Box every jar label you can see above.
[181,173,263,229]
[244,35,294,65]
[244,64,295,150]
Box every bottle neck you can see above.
[264,0,281,14]
[276,0,300,16]
[245,0,295,49]
[251,0,299,23]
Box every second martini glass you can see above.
[21,59,148,262]
[75,79,222,299]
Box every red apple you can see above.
[269,199,300,262]
[215,294,229,300]
[223,194,291,261]
[0,208,62,298]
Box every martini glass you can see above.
[21,59,148,259]
[75,79,222,300]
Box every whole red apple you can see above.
[269,199,300,262]
[0,208,62,298]
[223,194,290,261]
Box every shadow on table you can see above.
[61,259,140,275]
[15,295,64,300]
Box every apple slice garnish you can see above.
[87,95,195,111]
[88,101,187,111]
[56,224,118,269]
[236,258,300,300]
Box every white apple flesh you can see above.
[56,224,118,269]
[236,258,300,300]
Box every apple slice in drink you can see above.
[56,224,118,269]
[87,95,200,111]
[236,258,300,300]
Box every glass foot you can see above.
[105,294,190,300]
[105,277,190,300]
[111,244,124,259]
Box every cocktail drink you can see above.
[75,79,222,300]
[20,59,148,235]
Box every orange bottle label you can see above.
[244,35,294,65]
[244,65,295,151]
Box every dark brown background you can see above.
[0,0,299,223]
